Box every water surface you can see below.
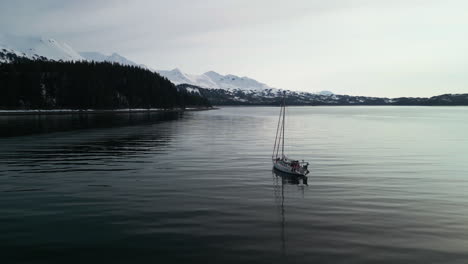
[1,106,468,263]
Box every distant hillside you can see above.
[0,58,211,110]
[177,84,468,106]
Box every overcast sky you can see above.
[1,0,467,97]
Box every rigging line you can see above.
[273,110,282,156]
[276,106,285,159]
[276,120,283,159]
[274,99,285,159]
[272,104,284,159]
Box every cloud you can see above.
[1,0,467,97]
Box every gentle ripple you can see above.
[1,106,468,263]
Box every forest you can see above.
[0,58,211,109]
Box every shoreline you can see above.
[214,104,468,107]
[0,107,217,116]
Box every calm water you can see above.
[1,106,468,263]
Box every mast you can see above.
[273,103,283,159]
[281,91,286,157]
[273,91,287,160]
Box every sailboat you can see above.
[272,92,310,176]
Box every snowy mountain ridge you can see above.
[79,51,148,68]
[0,34,333,96]
[157,68,275,92]
[157,68,335,97]
[0,35,152,69]
[0,34,84,61]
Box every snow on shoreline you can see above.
[0,107,214,115]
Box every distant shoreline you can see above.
[0,107,217,116]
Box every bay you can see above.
[1,106,468,263]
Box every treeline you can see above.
[0,59,211,109]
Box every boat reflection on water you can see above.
[272,168,308,258]
[272,168,308,186]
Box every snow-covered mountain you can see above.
[79,51,146,68]
[0,35,144,67]
[178,83,468,106]
[318,90,333,96]
[0,34,84,62]
[157,68,276,92]
[0,34,333,98]
[157,68,335,97]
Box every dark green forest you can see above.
[0,59,211,109]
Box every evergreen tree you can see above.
[0,59,212,109]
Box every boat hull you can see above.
[273,161,308,176]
